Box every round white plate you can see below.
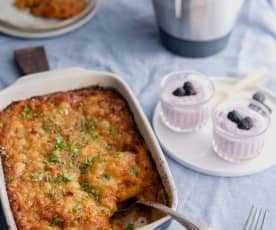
[0,0,98,39]
[153,77,276,177]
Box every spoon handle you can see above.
[137,200,210,230]
[213,67,268,107]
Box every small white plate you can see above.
[153,77,276,177]
[0,0,98,39]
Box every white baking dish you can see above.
[0,68,178,230]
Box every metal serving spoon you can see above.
[116,199,210,230]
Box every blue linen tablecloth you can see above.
[1,0,276,229]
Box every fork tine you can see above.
[250,208,265,230]
[244,207,268,230]
[258,209,268,230]
[243,206,256,230]
[254,208,263,230]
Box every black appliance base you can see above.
[159,29,231,58]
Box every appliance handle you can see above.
[175,0,182,18]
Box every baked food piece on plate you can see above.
[14,0,86,19]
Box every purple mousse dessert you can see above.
[160,71,214,132]
[213,98,271,163]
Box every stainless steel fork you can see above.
[243,206,268,230]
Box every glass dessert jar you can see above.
[160,71,215,132]
[212,98,271,163]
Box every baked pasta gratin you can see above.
[0,87,167,230]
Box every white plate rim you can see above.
[153,77,276,177]
[0,0,99,39]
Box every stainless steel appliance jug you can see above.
[152,0,245,57]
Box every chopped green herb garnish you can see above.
[79,163,87,174]
[78,102,84,109]
[69,144,80,158]
[91,117,98,126]
[80,181,100,202]
[49,218,63,227]
[82,118,90,132]
[91,131,98,140]
[73,220,79,226]
[44,116,61,133]
[80,133,86,141]
[46,173,72,183]
[69,161,74,168]
[87,157,94,165]
[34,173,43,182]
[0,121,4,129]
[43,183,52,193]
[45,173,51,182]
[55,139,66,151]
[29,172,43,181]
[48,114,56,121]
[43,159,50,164]
[89,186,100,202]
[73,204,82,213]
[101,208,109,215]
[61,173,72,182]
[49,189,55,200]
[28,172,34,178]
[58,105,64,114]
[42,122,52,132]
[104,174,112,180]
[49,102,55,108]
[131,166,139,176]
[49,151,60,162]
[109,127,116,136]
[20,106,33,120]
[43,117,61,132]
[45,150,61,163]
[125,223,134,230]
[115,152,125,158]
[33,207,38,212]
[25,159,32,166]
[100,156,111,162]
[82,117,98,131]
[8,177,15,183]
[0,149,8,159]
[105,145,111,151]
[80,181,89,191]
[82,193,89,199]
[79,157,94,174]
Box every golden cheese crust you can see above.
[0,87,166,230]
[14,0,86,19]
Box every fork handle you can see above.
[137,200,210,230]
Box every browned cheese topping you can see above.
[0,88,166,230]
